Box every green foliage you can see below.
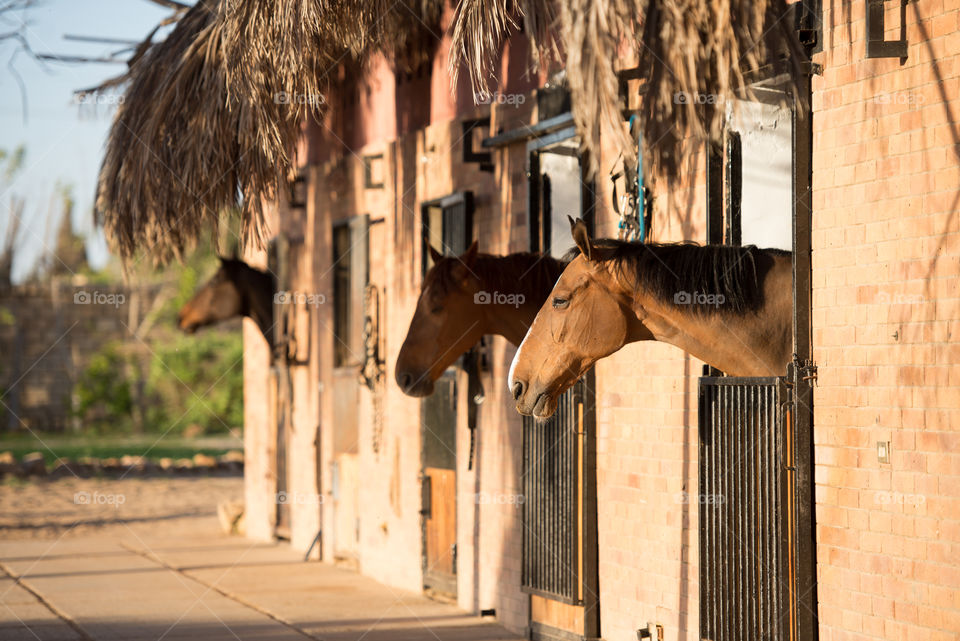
[144,331,244,435]
[68,210,246,437]
[0,434,238,466]
[72,343,135,432]
[72,324,244,436]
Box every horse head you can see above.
[508,218,649,418]
[178,257,247,334]
[395,241,488,397]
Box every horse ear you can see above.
[428,244,444,265]
[569,216,594,261]
[461,241,479,268]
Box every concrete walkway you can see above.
[0,532,523,641]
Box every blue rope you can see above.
[631,115,645,243]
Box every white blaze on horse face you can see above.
[507,323,534,391]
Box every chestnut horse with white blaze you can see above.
[509,218,794,419]
[395,242,566,397]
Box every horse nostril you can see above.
[512,381,525,401]
[399,373,412,390]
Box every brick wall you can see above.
[588,141,710,641]
[811,1,960,639]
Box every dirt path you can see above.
[0,476,243,540]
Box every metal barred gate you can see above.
[698,374,810,641]
[521,375,600,641]
[521,382,580,601]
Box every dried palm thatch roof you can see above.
[450,0,805,175]
[95,0,442,262]
[95,0,803,261]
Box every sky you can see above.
[0,0,177,282]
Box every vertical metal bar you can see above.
[747,384,754,639]
[717,387,730,639]
[697,380,707,640]
[793,58,819,641]
[734,385,754,640]
[712,384,719,640]
[554,407,560,595]
[727,385,744,641]
[762,385,771,638]
[522,416,529,588]
[567,391,573,598]
[725,132,742,247]
[582,374,601,637]
[706,382,712,641]
[552,404,559,595]
[769,385,778,638]
[714,387,726,638]
[706,140,724,245]
[720,384,729,639]
[751,384,759,640]
[527,152,541,253]
[568,387,572,600]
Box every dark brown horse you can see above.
[509,218,793,418]
[178,257,274,348]
[395,242,566,397]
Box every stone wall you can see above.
[0,281,135,432]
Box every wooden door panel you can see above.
[423,467,456,592]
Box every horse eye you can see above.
[430,306,443,315]
[552,297,569,309]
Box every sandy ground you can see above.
[0,475,243,540]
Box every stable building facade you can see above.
[240,2,960,640]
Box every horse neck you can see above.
[619,257,792,377]
[483,304,541,346]
[233,266,274,344]
[473,254,565,346]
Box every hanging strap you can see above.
[611,115,645,242]
[461,346,485,471]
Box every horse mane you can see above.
[582,239,790,314]
[430,252,567,305]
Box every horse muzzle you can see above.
[395,370,435,397]
[177,311,199,334]
[512,380,558,419]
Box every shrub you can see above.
[144,331,244,435]
[73,343,134,432]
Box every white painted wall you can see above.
[540,148,581,257]
[727,99,794,251]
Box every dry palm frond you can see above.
[96,0,232,263]
[96,0,801,261]
[449,0,560,96]
[96,0,443,262]
[450,0,805,177]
